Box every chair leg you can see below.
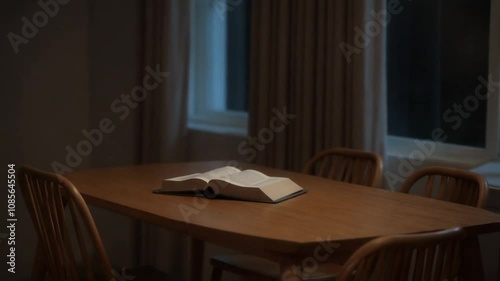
[210,267,223,281]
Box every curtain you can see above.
[138,0,192,276]
[141,0,191,163]
[248,0,387,172]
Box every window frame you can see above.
[187,0,249,136]
[387,0,500,166]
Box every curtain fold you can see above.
[141,0,190,163]
[249,0,387,172]
[138,0,192,276]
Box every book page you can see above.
[210,172,305,203]
[259,178,305,202]
[165,166,240,182]
[159,166,242,193]
[196,166,241,182]
[165,166,241,182]
[223,170,271,187]
[166,173,202,182]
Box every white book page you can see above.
[259,178,304,201]
[167,166,240,182]
[161,172,206,192]
[165,166,241,182]
[167,173,202,182]
[223,170,273,187]
[196,166,241,182]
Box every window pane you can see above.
[225,0,251,112]
[387,0,490,148]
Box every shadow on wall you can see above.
[1,1,142,280]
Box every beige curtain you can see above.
[248,0,387,171]
[141,0,191,163]
[139,0,191,276]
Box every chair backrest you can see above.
[336,228,465,281]
[400,166,489,208]
[19,166,113,281]
[302,147,383,188]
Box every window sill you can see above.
[471,160,500,189]
[472,160,500,211]
[188,111,248,137]
[387,135,491,168]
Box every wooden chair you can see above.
[336,227,465,281]
[302,147,383,188]
[19,166,183,281]
[209,148,383,281]
[400,166,489,208]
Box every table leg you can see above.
[463,235,485,281]
[190,237,204,281]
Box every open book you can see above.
[153,166,306,203]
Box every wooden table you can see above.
[67,161,500,281]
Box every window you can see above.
[188,0,250,134]
[387,0,500,163]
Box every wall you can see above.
[0,1,141,280]
[88,1,142,169]
[86,0,142,271]
[1,1,91,279]
[188,129,247,163]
